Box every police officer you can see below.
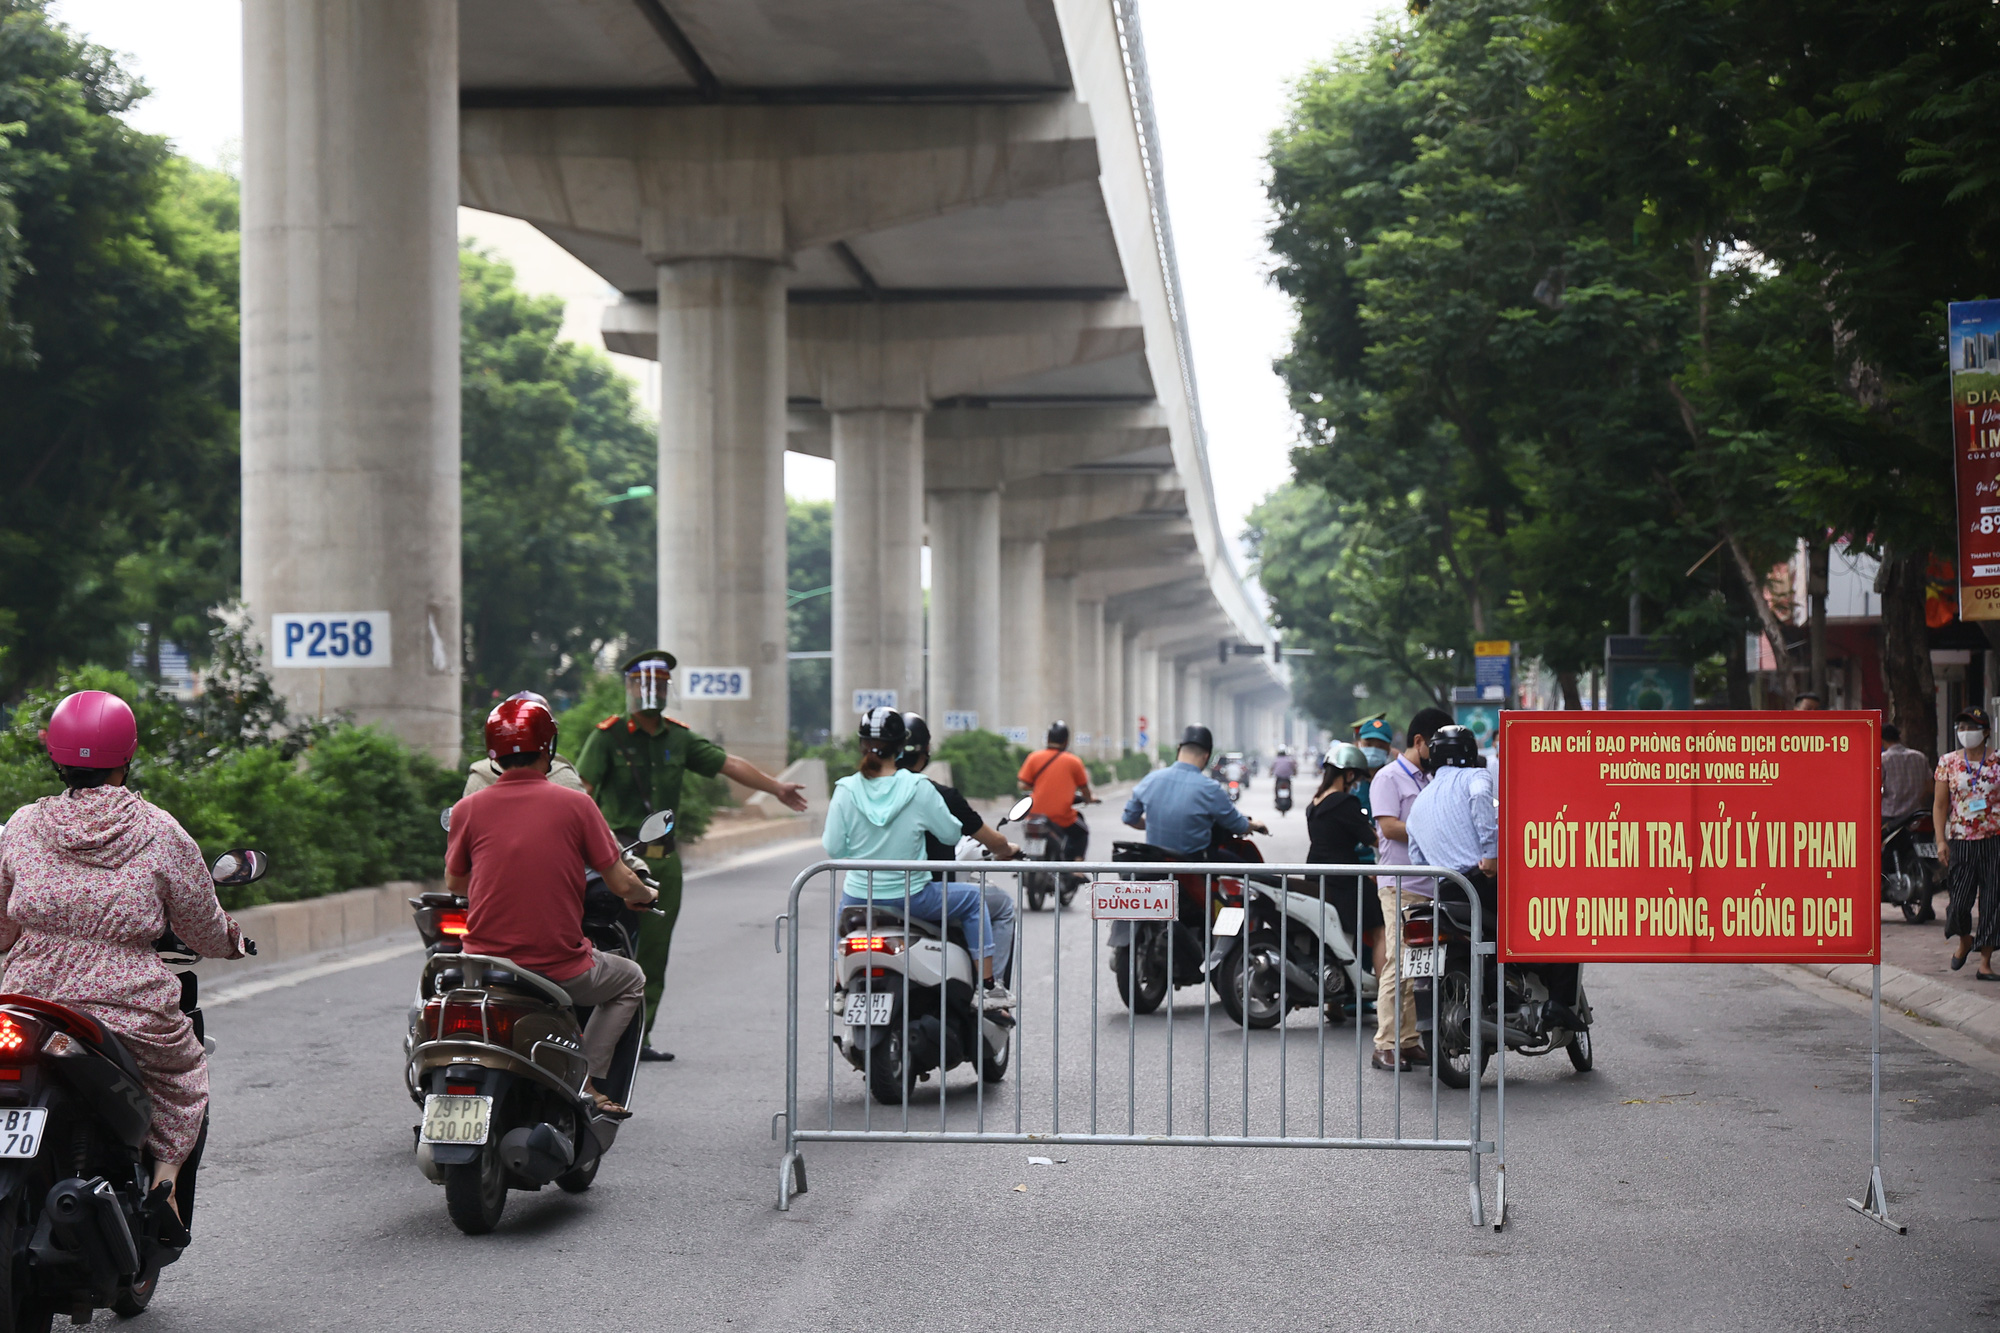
[575,650,808,1061]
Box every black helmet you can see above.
[1427,724,1480,769]
[1047,720,1070,747]
[898,712,932,769]
[858,706,906,755]
[1180,724,1214,754]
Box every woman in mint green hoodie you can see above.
[823,709,1005,1000]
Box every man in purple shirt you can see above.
[1367,707,1452,1070]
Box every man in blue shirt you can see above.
[1122,725,1269,856]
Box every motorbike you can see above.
[1106,833,1260,1014]
[1274,776,1293,816]
[831,796,1026,1104]
[1211,871,1379,1029]
[1881,809,1940,923]
[407,809,671,1234]
[1404,893,1593,1089]
[0,846,264,1328]
[1018,792,1094,911]
[1227,778,1242,804]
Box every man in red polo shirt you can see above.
[445,698,656,1117]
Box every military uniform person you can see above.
[574,652,729,1061]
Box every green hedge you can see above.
[934,729,1028,798]
[1115,750,1152,782]
[1,667,459,910]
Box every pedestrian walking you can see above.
[1935,707,2000,980]
[1367,706,1452,1069]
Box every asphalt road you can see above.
[128,777,2000,1331]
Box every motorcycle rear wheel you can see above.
[980,1029,1011,1084]
[1429,970,1491,1089]
[1025,873,1051,912]
[866,1028,915,1106]
[112,1269,158,1317]
[0,1199,54,1333]
[1112,930,1168,1014]
[1566,1025,1594,1072]
[554,1154,600,1194]
[444,1141,508,1235]
[1215,932,1284,1029]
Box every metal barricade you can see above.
[773,858,1506,1228]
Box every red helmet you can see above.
[484,697,557,761]
[43,690,139,769]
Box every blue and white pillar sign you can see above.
[272,613,392,667]
[852,689,899,714]
[683,667,751,700]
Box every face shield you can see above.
[625,660,676,715]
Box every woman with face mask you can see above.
[1935,707,2000,979]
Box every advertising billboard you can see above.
[1951,299,2000,621]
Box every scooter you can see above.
[1403,894,1593,1088]
[1212,872,1379,1029]
[408,809,670,1234]
[1227,778,1242,804]
[1882,809,1939,922]
[1106,832,1258,1014]
[0,847,264,1326]
[1274,776,1293,816]
[831,797,1024,1104]
[1018,792,1094,911]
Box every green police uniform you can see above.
[575,711,728,1042]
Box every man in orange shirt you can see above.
[1017,720,1096,862]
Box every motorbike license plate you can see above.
[0,1108,46,1159]
[420,1094,492,1146]
[1915,839,1938,859]
[841,992,895,1026]
[1401,947,1442,979]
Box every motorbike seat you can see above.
[1111,840,1177,862]
[427,953,572,1008]
[1882,810,1926,836]
[1438,899,1482,939]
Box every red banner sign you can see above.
[1498,711,1880,965]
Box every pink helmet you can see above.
[42,691,139,769]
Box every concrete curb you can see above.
[207,880,436,985]
[1794,959,2000,1054]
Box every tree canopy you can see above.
[0,0,239,695]
[1261,0,1999,742]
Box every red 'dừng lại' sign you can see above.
[1497,711,1880,965]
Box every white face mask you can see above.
[1959,729,1987,751]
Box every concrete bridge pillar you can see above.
[653,257,789,776]
[1042,575,1078,742]
[926,487,1002,733]
[241,0,461,757]
[999,538,1045,741]
[1107,621,1130,759]
[831,408,927,723]
[1076,599,1104,758]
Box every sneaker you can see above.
[979,984,1015,1011]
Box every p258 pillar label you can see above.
[1498,711,1880,965]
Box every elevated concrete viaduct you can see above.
[239,0,1286,766]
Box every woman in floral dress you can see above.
[0,691,248,1223]
[1935,706,2000,980]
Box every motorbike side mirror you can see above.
[637,809,675,845]
[211,849,268,886]
[1000,795,1034,826]
[439,807,452,833]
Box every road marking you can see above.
[206,941,421,1008]
[685,837,822,882]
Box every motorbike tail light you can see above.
[438,910,469,938]
[1402,918,1435,949]
[445,1082,479,1095]
[841,934,906,956]
[425,999,517,1045]
[1915,814,1935,835]
[0,1013,44,1062]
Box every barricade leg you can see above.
[1846,964,1905,1233]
